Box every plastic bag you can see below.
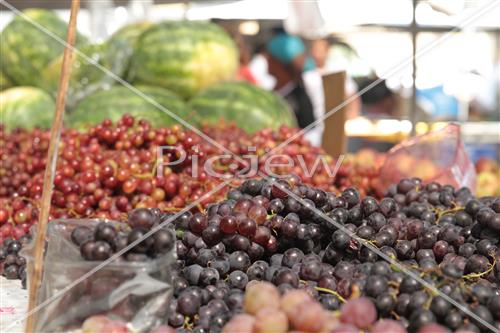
[22,219,175,333]
[379,124,476,192]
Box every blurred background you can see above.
[1,0,499,160]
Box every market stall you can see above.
[0,1,499,333]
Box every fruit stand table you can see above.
[0,277,27,333]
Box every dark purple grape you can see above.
[444,311,463,329]
[196,249,216,267]
[228,251,250,272]
[231,234,250,251]
[210,258,230,276]
[487,295,500,320]
[394,240,415,260]
[201,224,221,246]
[228,270,248,289]
[94,222,116,244]
[361,196,379,216]
[342,188,360,208]
[153,229,175,254]
[189,213,208,234]
[71,226,94,246]
[247,242,264,260]
[4,265,19,279]
[299,259,322,281]
[333,261,355,280]
[91,241,112,261]
[409,309,436,331]
[268,198,284,214]
[128,208,156,228]
[397,179,415,194]
[128,228,153,253]
[367,212,386,231]
[199,267,219,286]
[177,292,201,316]
[465,254,491,274]
[273,268,299,287]
[80,241,96,260]
[418,229,437,249]
[376,293,396,315]
[365,275,388,297]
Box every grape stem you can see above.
[183,316,194,330]
[462,255,497,281]
[300,279,346,303]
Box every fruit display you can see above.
[67,86,188,129]
[71,213,175,262]
[189,82,296,133]
[475,157,500,197]
[0,8,88,87]
[0,235,30,287]
[106,21,154,81]
[342,149,499,198]
[158,177,500,332]
[4,176,499,332]
[1,10,296,132]
[0,115,341,243]
[130,21,239,99]
[0,9,498,331]
[0,86,55,131]
[22,218,175,333]
[222,282,409,333]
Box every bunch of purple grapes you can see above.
[0,234,30,287]
[71,208,175,262]
[166,176,499,333]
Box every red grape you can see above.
[340,297,377,329]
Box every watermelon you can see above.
[1,9,88,87]
[0,69,13,91]
[43,43,130,108]
[130,21,239,99]
[107,21,153,81]
[0,87,55,131]
[67,86,187,130]
[188,82,297,133]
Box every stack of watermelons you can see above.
[0,8,296,133]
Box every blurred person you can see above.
[213,19,257,84]
[263,32,325,146]
[310,37,361,120]
[358,78,396,118]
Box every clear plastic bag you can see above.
[379,124,476,192]
[22,219,175,333]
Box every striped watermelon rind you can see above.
[130,21,239,99]
[0,69,13,91]
[43,42,130,108]
[67,85,188,130]
[188,81,297,133]
[0,86,55,131]
[0,9,88,88]
[106,21,153,81]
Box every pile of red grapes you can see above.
[0,117,343,244]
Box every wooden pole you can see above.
[25,0,80,332]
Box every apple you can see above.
[475,157,497,173]
[476,171,499,197]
